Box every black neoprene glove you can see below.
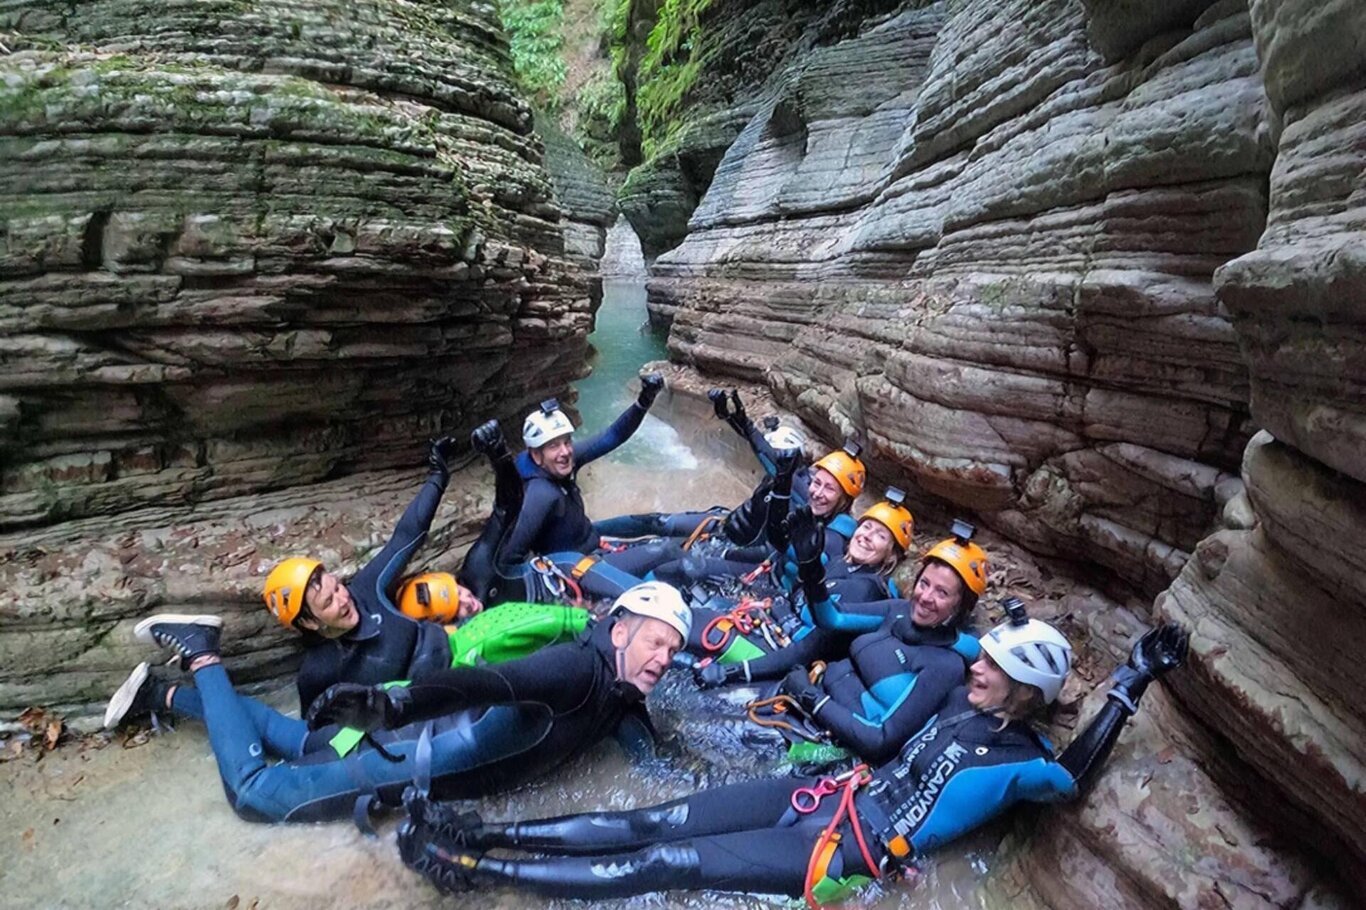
[470,419,507,458]
[726,390,748,426]
[306,683,412,732]
[708,388,731,421]
[1108,623,1188,714]
[785,506,824,574]
[694,661,746,689]
[637,372,665,409]
[428,436,458,483]
[780,667,826,716]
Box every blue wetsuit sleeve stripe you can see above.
[818,663,962,764]
[575,402,647,465]
[803,595,890,631]
[906,758,1073,854]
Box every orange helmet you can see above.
[860,488,913,551]
[263,557,322,627]
[923,519,988,596]
[813,443,866,498]
[397,572,462,624]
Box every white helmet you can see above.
[763,425,805,452]
[611,581,692,642]
[523,399,575,449]
[979,618,1072,703]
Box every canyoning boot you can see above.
[397,816,483,894]
[132,614,222,665]
[102,662,175,730]
[401,788,485,849]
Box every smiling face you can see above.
[911,561,965,627]
[846,519,895,567]
[807,467,843,519]
[300,571,358,636]
[531,434,575,479]
[456,585,483,621]
[967,652,1014,711]
[610,615,683,696]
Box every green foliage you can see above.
[579,70,627,136]
[629,0,716,157]
[498,0,568,109]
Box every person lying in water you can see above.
[249,432,469,712]
[652,440,870,595]
[686,484,918,679]
[696,515,986,696]
[395,617,1188,905]
[102,582,691,823]
[490,375,682,602]
[592,388,810,546]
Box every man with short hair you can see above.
[107,582,693,824]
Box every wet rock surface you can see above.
[645,0,1365,904]
[0,0,596,530]
[652,0,1264,598]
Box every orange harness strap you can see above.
[803,766,880,910]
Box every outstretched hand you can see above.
[773,446,802,479]
[708,388,732,421]
[427,436,458,481]
[727,390,747,424]
[1128,623,1188,679]
[784,505,824,565]
[306,683,403,732]
[638,372,665,408]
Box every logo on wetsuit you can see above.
[897,742,968,831]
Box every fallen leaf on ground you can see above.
[43,718,63,751]
[225,896,239,910]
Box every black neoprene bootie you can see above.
[132,614,222,665]
[398,818,483,894]
[402,789,486,849]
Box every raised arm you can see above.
[496,478,560,567]
[1057,623,1188,789]
[351,437,455,600]
[575,373,662,465]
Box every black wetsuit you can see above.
[176,622,649,823]
[502,403,648,563]
[296,468,452,712]
[808,618,971,763]
[404,684,1137,901]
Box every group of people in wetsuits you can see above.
[105,370,1188,906]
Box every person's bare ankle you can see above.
[188,655,220,673]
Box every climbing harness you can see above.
[798,765,880,910]
[530,556,585,605]
[700,597,784,652]
[740,559,773,587]
[682,513,726,551]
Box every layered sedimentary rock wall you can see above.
[0,0,596,531]
[645,0,1364,903]
[536,115,615,279]
[1157,0,1366,886]
[650,0,1265,598]
[0,2,602,716]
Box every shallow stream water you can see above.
[0,272,999,909]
